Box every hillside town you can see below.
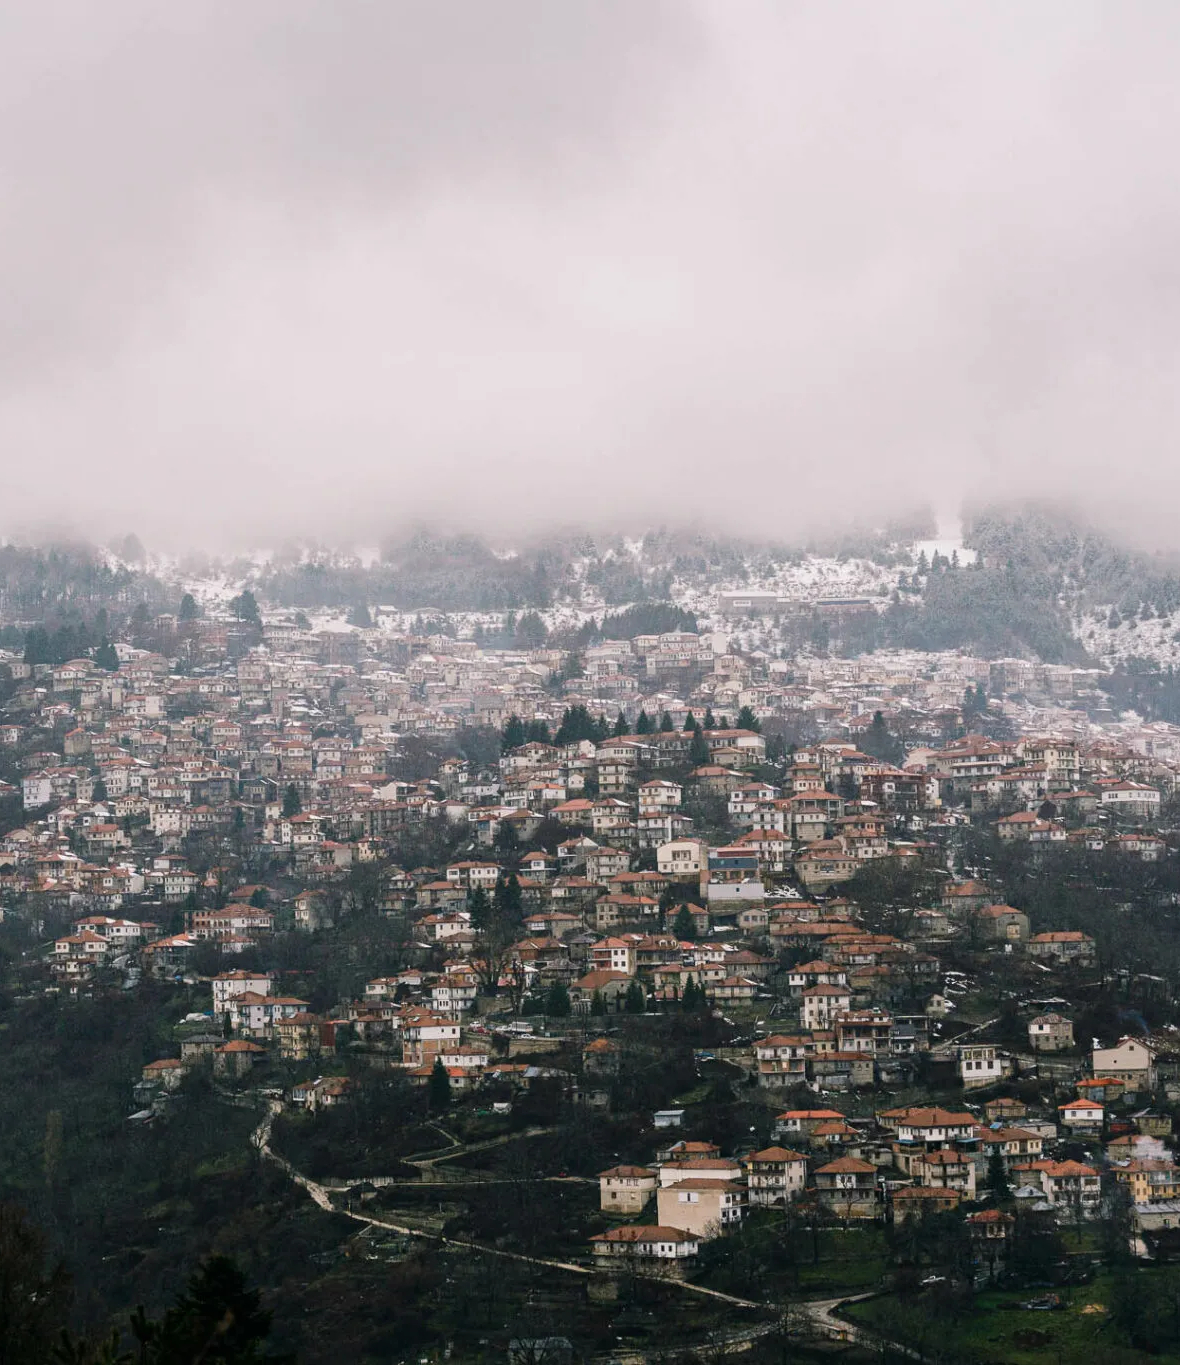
[2,588,1180,1325]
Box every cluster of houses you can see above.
[590,1043,1180,1266]
[6,595,1180,1273]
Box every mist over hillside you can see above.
[6,504,1180,672]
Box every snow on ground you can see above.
[1076,607,1180,669]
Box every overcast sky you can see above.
[4,1,1180,549]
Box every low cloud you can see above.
[3,2,1180,549]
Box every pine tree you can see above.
[613,712,629,737]
[635,710,653,734]
[703,708,717,730]
[590,989,607,1016]
[501,715,526,751]
[493,873,523,917]
[624,980,645,1013]
[673,905,698,940]
[986,1149,1010,1198]
[468,886,492,930]
[93,638,119,671]
[689,729,710,767]
[178,592,200,621]
[736,705,761,733]
[281,784,301,817]
[683,712,697,732]
[659,711,674,732]
[429,1058,451,1110]
[229,590,261,625]
[545,981,571,1017]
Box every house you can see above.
[959,1044,1007,1089]
[1076,1077,1126,1103]
[570,969,632,1011]
[591,937,637,977]
[213,1039,266,1078]
[1027,932,1096,968]
[590,1226,700,1261]
[910,1148,976,1197]
[975,904,1029,944]
[1058,1098,1104,1133]
[977,1127,1045,1167]
[1028,1013,1074,1052]
[275,1012,331,1061]
[744,1148,808,1206]
[1099,780,1162,820]
[755,1036,809,1088]
[1092,1037,1157,1091]
[966,1209,1014,1241]
[1112,1159,1180,1205]
[599,1165,658,1214]
[656,1179,745,1240]
[799,977,854,1028]
[774,1109,847,1140]
[810,1051,876,1089]
[1024,1160,1101,1217]
[657,1157,744,1186]
[813,1157,879,1219]
[890,1107,978,1148]
[212,970,274,1019]
[141,1058,186,1091]
[892,1187,961,1221]
[984,1096,1028,1123]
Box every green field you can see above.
[843,1271,1180,1364]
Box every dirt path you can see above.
[254,1105,764,1309]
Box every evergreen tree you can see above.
[468,886,492,930]
[493,820,521,868]
[862,711,904,766]
[429,1058,451,1110]
[544,981,571,1017]
[659,711,674,732]
[493,873,523,918]
[689,729,710,767]
[624,979,645,1013]
[613,712,629,737]
[525,719,551,744]
[681,977,699,1011]
[555,705,600,746]
[281,784,301,818]
[986,1149,1010,1199]
[347,601,372,627]
[673,904,698,940]
[229,590,261,625]
[635,709,653,735]
[703,708,717,730]
[916,550,929,574]
[736,705,761,732]
[590,989,607,1016]
[501,714,526,751]
[93,638,119,672]
[683,712,697,732]
[178,592,200,621]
